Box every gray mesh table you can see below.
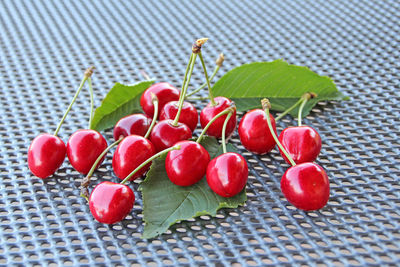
[1,0,399,266]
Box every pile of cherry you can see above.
[27,39,329,226]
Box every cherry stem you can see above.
[198,52,216,106]
[120,145,181,185]
[53,67,94,136]
[80,137,123,199]
[196,106,235,143]
[173,53,197,126]
[144,93,159,139]
[262,98,296,167]
[140,70,151,81]
[298,97,308,127]
[275,98,303,122]
[186,65,219,98]
[88,78,94,129]
[275,92,316,122]
[221,111,233,154]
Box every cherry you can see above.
[165,141,210,186]
[206,152,248,197]
[112,135,156,180]
[200,96,237,138]
[278,126,322,164]
[150,119,192,152]
[113,113,152,140]
[238,109,277,154]
[28,134,67,179]
[281,162,329,210]
[67,129,108,174]
[140,82,180,118]
[160,101,198,132]
[89,181,135,224]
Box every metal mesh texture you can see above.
[0,0,399,266]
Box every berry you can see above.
[113,113,152,140]
[200,96,237,138]
[166,141,210,186]
[238,109,277,154]
[89,181,135,224]
[281,162,329,211]
[112,135,155,180]
[28,134,66,178]
[206,152,248,197]
[160,101,198,132]
[140,82,180,117]
[278,126,322,164]
[150,120,192,152]
[67,129,108,174]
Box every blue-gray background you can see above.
[0,0,399,266]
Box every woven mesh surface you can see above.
[1,0,400,266]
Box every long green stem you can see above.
[275,98,303,122]
[262,99,296,166]
[198,52,216,106]
[297,97,308,127]
[83,138,123,184]
[88,77,94,129]
[173,53,197,126]
[144,93,158,139]
[196,107,234,143]
[80,137,122,201]
[186,65,220,98]
[53,77,88,136]
[120,145,181,184]
[221,112,233,154]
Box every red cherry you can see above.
[200,96,237,138]
[278,126,322,164]
[206,152,248,197]
[150,120,192,152]
[113,113,152,140]
[112,135,155,180]
[165,141,210,186]
[238,109,277,154]
[28,133,66,178]
[160,101,198,132]
[66,130,108,174]
[140,82,180,117]
[281,162,329,211]
[89,181,135,224]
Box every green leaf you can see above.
[90,80,154,131]
[139,136,247,239]
[212,60,349,117]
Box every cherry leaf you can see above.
[90,80,154,131]
[212,60,348,117]
[139,136,247,239]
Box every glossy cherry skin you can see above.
[200,96,237,138]
[278,126,322,164]
[150,120,192,152]
[140,82,180,118]
[166,141,210,186]
[238,109,277,154]
[113,113,152,140]
[66,129,108,174]
[160,101,198,132]
[28,133,66,178]
[281,162,329,211]
[112,135,156,180]
[206,152,248,197]
[89,181,135,224]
